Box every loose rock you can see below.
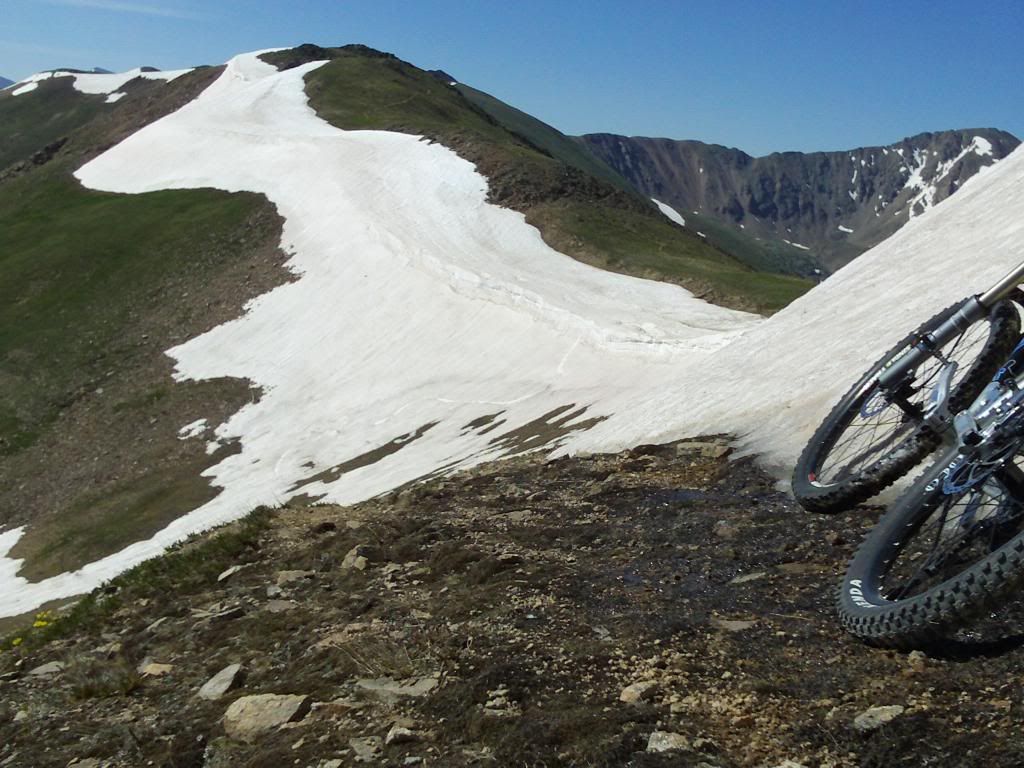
[217,564,245,582]
[27,661,65,677]
[222,694,312,742]
[853,704,905,732]
[342,544,370,571]
[139,662,174,677]
[619,680,657,703]
[355,675,439,704]
[385,725,419,745]
[198,663,245,701]
[710,617,757,632]
[275,569,315,587]
[349,736,382,761]
[647,731,690,752]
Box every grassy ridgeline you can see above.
[0,144,284,577]
[0,168,264,453]
[268,46,811,314]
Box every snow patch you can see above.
[9,66,192,98]
[838,225,854,233]
[0,528,26,590]
[652,198,685,227]
[903,136,1000,219]
[783,240,811,251]
[178,419,208,439]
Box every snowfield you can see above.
[1,50,1022,616]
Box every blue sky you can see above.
[3,0,1022,156]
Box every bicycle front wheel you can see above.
[837,444,1024,647]
[793,297,1020,513]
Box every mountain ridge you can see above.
[0,44,807,610]
[580,128,1020,271]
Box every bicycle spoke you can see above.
[881,477,1024,601]
[815,319,994,486]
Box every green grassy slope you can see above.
[683,212,825,277]
[0,78,106,171]
[0,168,261,453]
[265,45,811,313]
[0,75,289,579]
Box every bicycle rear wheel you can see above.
[793,297,1020,513]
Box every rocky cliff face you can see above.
[580,129,1020,271]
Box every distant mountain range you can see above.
[580,130,1020,272]
[0,77,13,89]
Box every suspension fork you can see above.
[876,297,988,392]
[876,263,1024,393]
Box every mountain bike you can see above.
[792,260,1024,645]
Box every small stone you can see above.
[385,725,419,745]
[342,545,370,571]
[713,520,739,540]
[349,736,382,760]
[729,571,767,585]
[355,675,439,704]
[853,704,905,732]
[266,584,284,598]
[223,694,312,742]
[317,761,343,768]
[776,562,828,575]
[647,731,690,752]
[145,617,169,633]
[211,606,245,622]
[710,617,756,632]
[674,440,731,459]
[907,650,928,671]
[140,662,174,677]
[28,661,65,677]
[619,680,658,703]
[198,663,245,701]
[218,565,245,582]
[275,570,315,587]
[265,600,296,614]
[92,641,122,658]
[775,762,809,768]
[403,759,423,767]
[13,710,28,723]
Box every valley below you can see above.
[3,439,1024,767]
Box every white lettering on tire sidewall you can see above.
[848,578,874,608]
